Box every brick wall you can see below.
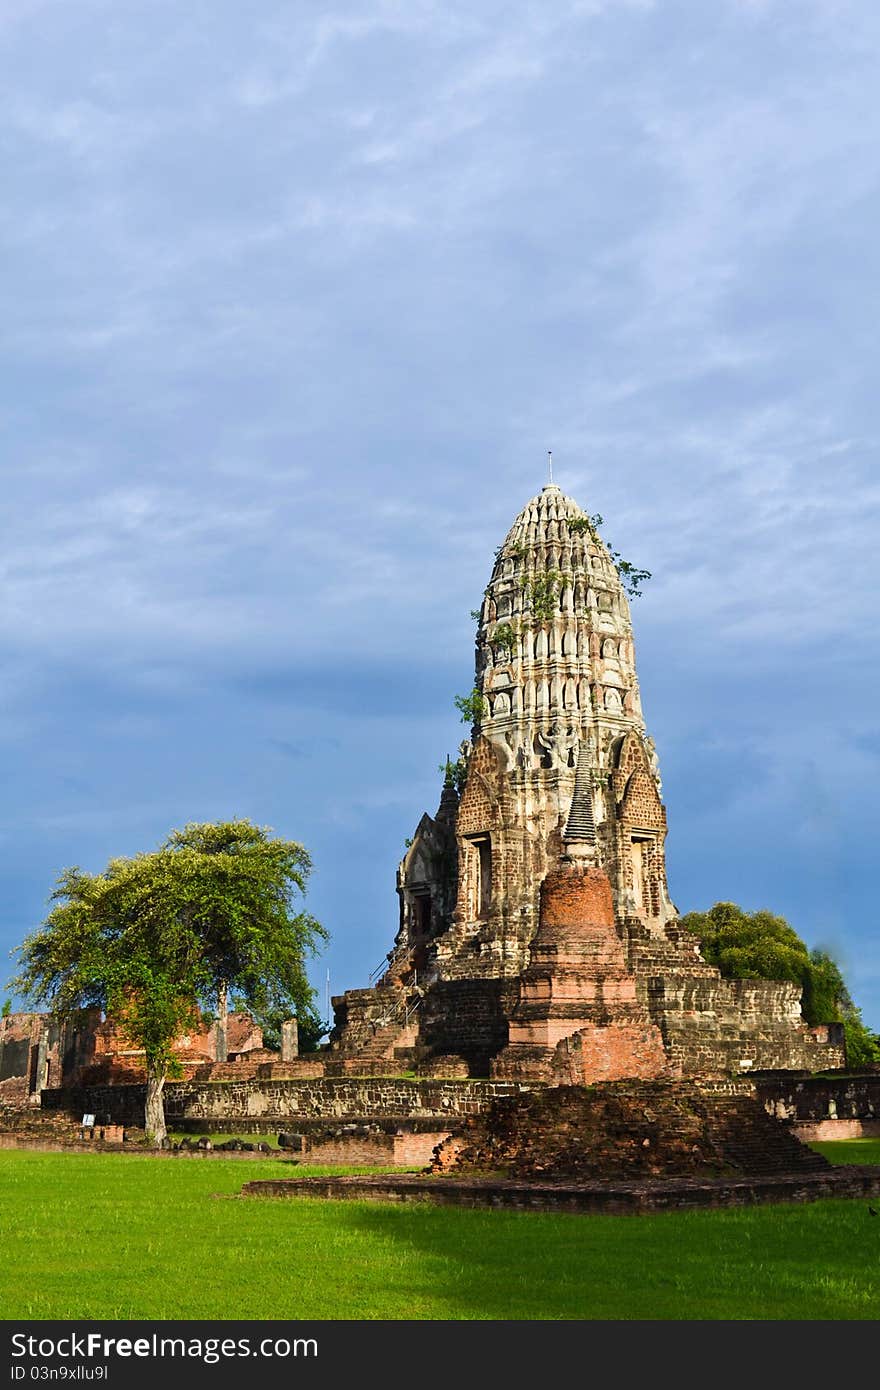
[0,1012,74,1096]
[304,1129,450,1166]
[41,1076,540,1126]
[417,979,518,1071]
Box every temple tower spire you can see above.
[394,480,676,980]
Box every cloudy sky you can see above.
[2,0,878,1030]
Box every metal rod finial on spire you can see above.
[548,449,553,485]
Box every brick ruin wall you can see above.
[0,1015,42,1102]
[0,1009,270,1098]
[42,1071,880,1133]
[492,864,670,1083]
[416,979,520,1073]
[41,1076,540,1127]
[0,1013,74,1102]
[24,1072,880,1171]
[75,1011,264,1084]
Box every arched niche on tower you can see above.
[397,813,451,952]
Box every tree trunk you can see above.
[145,1065,167,1148]
[216,979,228,1063]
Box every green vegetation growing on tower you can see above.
[522,570,561,621]
[567,514,602,538]
[679,902,880,1068]
[567,512,652,598]
[453,686,488,727]
[491,621,519,660]
[439,754,469,795]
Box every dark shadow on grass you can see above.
[318,1187,880,1321]
[321,1197,644,1320]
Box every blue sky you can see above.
[2,0,878,1029]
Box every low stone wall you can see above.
[305,1129,450,1166]
[793,1118,880,1141]
[41,1076,539,1126]
[241,1167,880,1213]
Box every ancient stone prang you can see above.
[327,481,844,1080]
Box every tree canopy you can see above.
[11,820,328,1143]
[680,901,879,1068]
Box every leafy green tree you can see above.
[161,821,323,1063]
[680,902,879,1068]
[803,949,879,1069]
[11,820,327,1145]
[679,902,810,984]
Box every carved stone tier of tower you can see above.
[328,481,845,1081]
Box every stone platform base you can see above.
[240,1167,880,1214]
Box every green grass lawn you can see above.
[809,1137,880,1166]
[1,1147,879,1319]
